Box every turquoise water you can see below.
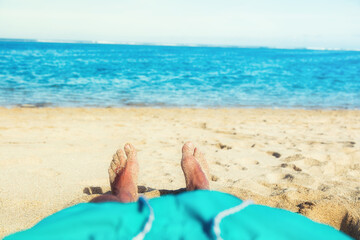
[0,41,359,108]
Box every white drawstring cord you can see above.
[213,200,254,240]
[133,196,155,240]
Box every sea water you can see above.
[0,41,359,108]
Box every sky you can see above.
[0,0,360,49]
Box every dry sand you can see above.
[0,107,359,238]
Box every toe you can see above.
[194,147,203,159]
[116,149,126,167]
[194,147,210,178]
[182,141,195,159]
[109,152,121,184]
[124,143,136,158]
[110,153,120,172]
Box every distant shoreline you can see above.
[1,38,359,51]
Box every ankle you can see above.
[116,190,137,203]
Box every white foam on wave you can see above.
[306,47,360,51]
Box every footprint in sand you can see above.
[283,174,294,182]
[297,201,315,214]
[280,163,302,172]
[211,175,219,181]
[350,164,360,171]
[317,184,330,192]
[267,151,281,158]
[292,165,302,172]
[270,185,288,197]
[303,158,323,167]
[340,141,356,148]
[284,154,305,162]
[216,143,232,150]
[214,161,231,168]
[236,164,248,171]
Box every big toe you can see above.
[124,143,136,158]
[194,147,210,178]
[109,148,126,184]
[182,141,195,159]
[193,147,203,160]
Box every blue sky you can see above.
[0,0,359,49]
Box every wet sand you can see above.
[0,108,359,238]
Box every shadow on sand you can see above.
[340,213,360,239]
[82,185,186,197]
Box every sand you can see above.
[0,107,359,238]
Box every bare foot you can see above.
[181,142,210,191]
[91,144,139,203]
[109,148,127,193]
[108,143,139,202]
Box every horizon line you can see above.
[0,37,359,52]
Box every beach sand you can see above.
[0,108,359,238]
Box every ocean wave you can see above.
[0,41,359,109]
